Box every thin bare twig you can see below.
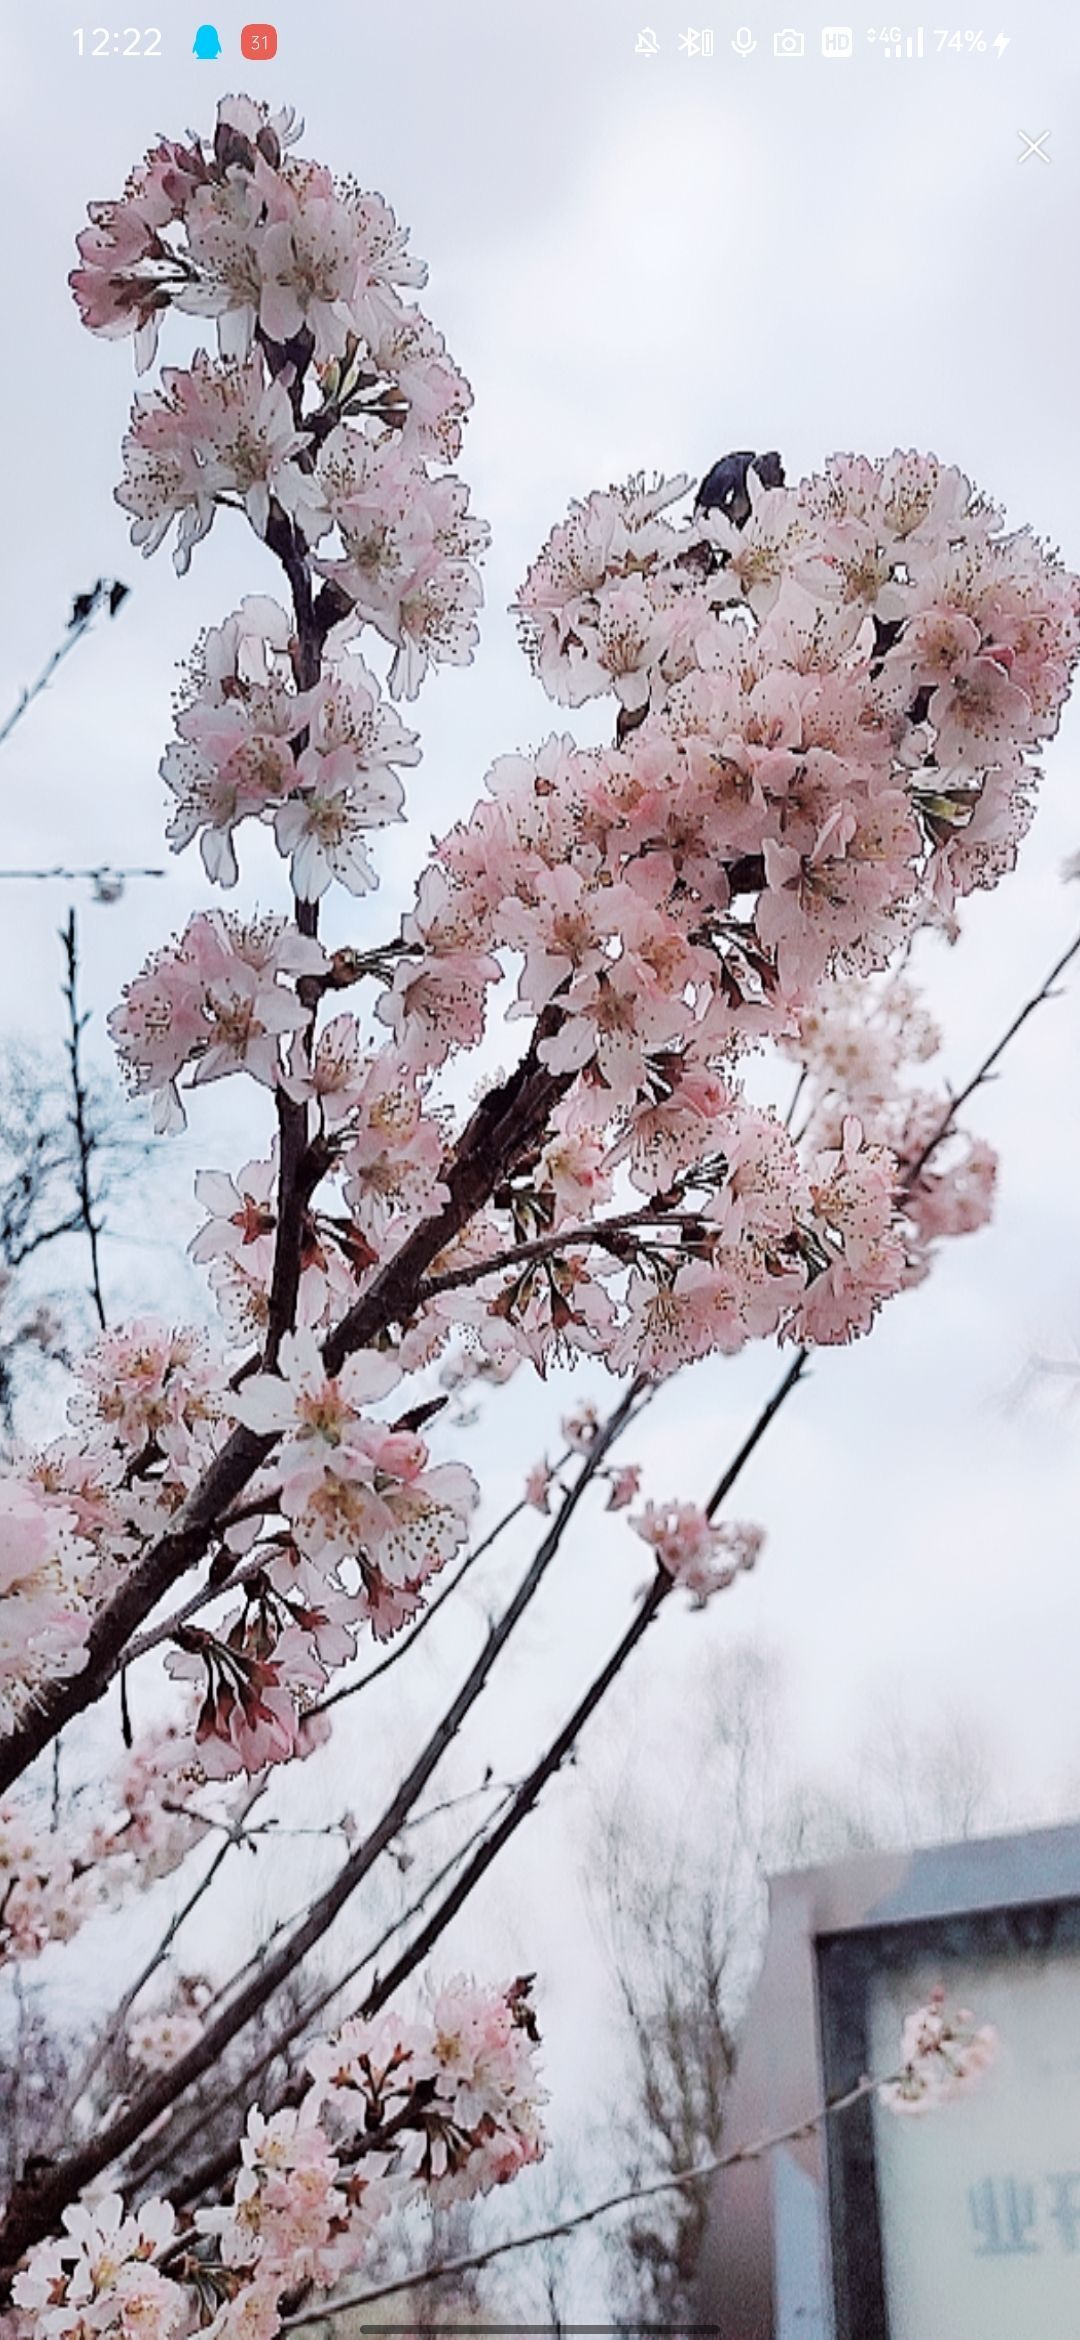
[705,1349,809,1519]
[415,1212,701,1305]
[0,582,129,753]
[904,922,1080,1184]
[0,866,164,891]
[282,2073,884,2323]
[61,909,107,1331]
[56,1784,265,2130]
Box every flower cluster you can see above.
[785,969,999,1286]
[632,1501,763,1605]
[517,457,1078,924]
[74,93,487,693]
[127,1978,212,2076]
[144,1328,476,1774]
[1,1729,227,1970]
[878,1986,998,2116]
[0,1482,95,1738]
[11,1981,545,2340]
[11,2196,186,2340]
[109,914,327,1132]
[303,1975,546,2199]
[425,459,1079,1094]
[163,596,418,894]
[0,1802,97,1964]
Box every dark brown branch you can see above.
[0,1420,279,1797]
[354,1570,673,2030]
[704,1348,808,1519]
[322,1022,572,1379]
[414,1210,696,1305]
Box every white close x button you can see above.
[1017,129,1052,164]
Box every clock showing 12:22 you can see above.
[73,27,163,54]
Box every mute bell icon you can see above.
[732,25,757,51]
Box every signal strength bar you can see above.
[884,24,924,54]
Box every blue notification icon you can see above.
[192,23,223,57]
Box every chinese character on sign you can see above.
[1046,2171,1080,2252]
[678,28,715,54]
[968,2175,1040,2256]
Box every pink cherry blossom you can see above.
[632,1501,763,1605]
[117,353,321,573]
[524,1460,554,1513]
[109,914,327,1130]
[879,1987,998,2116]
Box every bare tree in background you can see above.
[587,1643,1004,2330]
[0,998,147,1435]
[0,579,148,1428]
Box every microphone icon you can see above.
[732,24,757,51]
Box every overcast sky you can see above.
[2,0,1080,2300]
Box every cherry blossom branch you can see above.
[327,927,1080,2082]
[321,1017,573,1379]
[410,920,1080,1321]
[0,581,129,753]
[0,1022,574,1799]
[61,910,107,1332]
[121,1461,538,1697]
[283,2075,885,2324]
[292,1342,862,2047]
[0,1427,274,1798]
[415,1211,702,1304]
[0,1379,642,2271]
[152,1793,519,2210]
[260,514,328,1376]
[118,1546,286,1674]
[696,920,1080,1522]
[106,1250,982,2222]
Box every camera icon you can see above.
[773,27,805,53]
